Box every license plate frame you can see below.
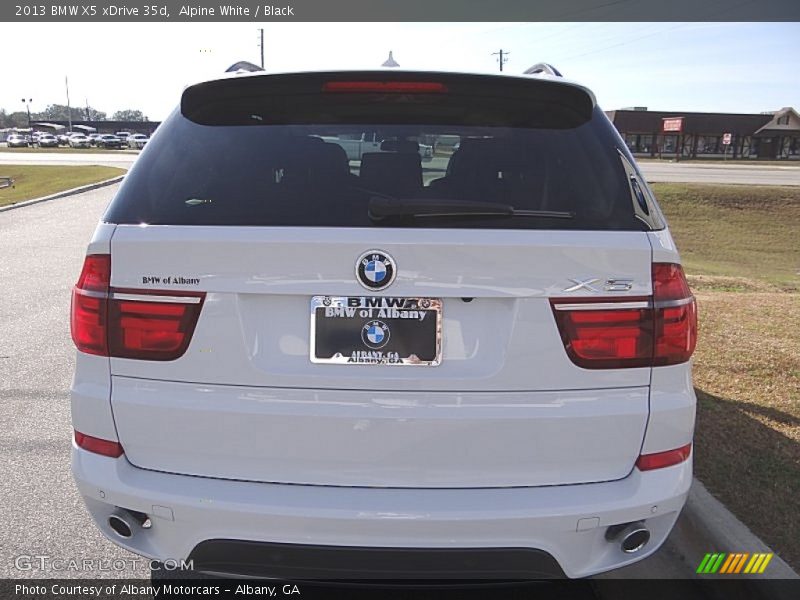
[310,296,442,366]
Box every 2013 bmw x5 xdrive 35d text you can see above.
[70,66,697,579]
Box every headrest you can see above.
[380,139,420,154]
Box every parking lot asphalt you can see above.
[0,187,707,590]
[0,185,149,579]
[0,150,138,169]
[640,161,800,186]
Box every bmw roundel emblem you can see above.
[356,250,396,290]
[361,320,390,349]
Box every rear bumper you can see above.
[72,444,692,579]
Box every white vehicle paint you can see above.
[70,69,697,579]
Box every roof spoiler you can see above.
[183,71,595,126]
[523,63,563,77]
[225,61,264,74]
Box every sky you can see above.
[1,22,798,121]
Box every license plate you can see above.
[310,296,442,366]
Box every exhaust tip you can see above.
[620,525,650,554]
[108,514,133,539]
[605,521,651,554]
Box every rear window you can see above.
[104,73,645,231]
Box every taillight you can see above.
[636,443,692,471]
[71,255,110,356]
[322,81,448,94]
[107,292,204,360]
[70,254,205,361]
[551,263,697,369]
[652,263,697,366]
[74,430,124,458]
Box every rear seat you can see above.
[431,138,553,207]
[280,138,353,188]
[359,152,423,197]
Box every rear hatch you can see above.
[102,71,662,488]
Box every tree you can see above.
[82,106,106,122]
[1,103,108,126]
[112,109,146,122]
[0,110,30,128]
[84,106,108,121]
[36,103,89,121]
[25,103,106,122]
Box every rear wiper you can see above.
[368,197,574,221]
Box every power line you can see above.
[559,23,691,61]
[559,0,756,62]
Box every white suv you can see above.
[70,68,697,579]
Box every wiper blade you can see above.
[368,197,573,220]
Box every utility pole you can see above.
[258,28,264,69]
[21,98,32,130]
[65,76,72,132]
[492,49,510,72]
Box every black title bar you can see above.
[3,0,800,22]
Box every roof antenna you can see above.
[225,61,264,73]
[382,51,400,68]
[524,63,563,77]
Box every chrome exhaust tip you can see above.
[620,523,651,554]
[605,521,651,554]
[108,509,151,539]
[108,513,133,539]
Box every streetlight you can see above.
[21,98,32,130]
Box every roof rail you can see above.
[523,63,563,77]
[225,61,264,74]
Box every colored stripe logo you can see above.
[697,552,773,574]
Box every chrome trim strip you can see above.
[73,289,107,299]
[655,297,695,308]
[553,301,650,311]
[110,293,202,304]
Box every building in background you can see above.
[606,107,800,160]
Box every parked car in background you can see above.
[37,133,60,148]
[69,134,92,149]
[126,133,149,149]
[115,132,131,148]
[96,134,124,149]
[6,134,29,148]
[59,132,81,146]
[322,132,434,162]
[88,133,102,147]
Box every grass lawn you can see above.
[653,184,800,290]
[0,165,126,207]
[651,183,800,569]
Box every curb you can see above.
[671,478,798,597]
[0,175,125,213]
